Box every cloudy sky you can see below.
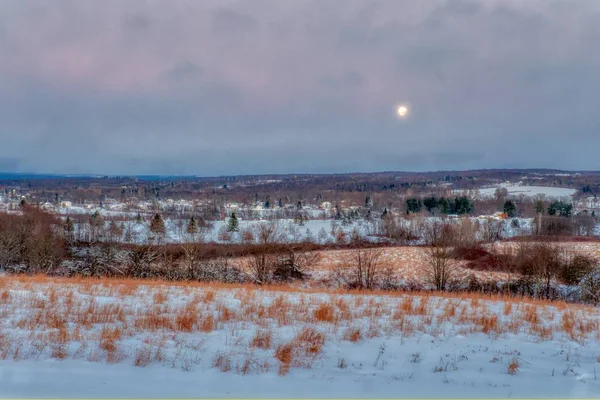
[1,0,599,176]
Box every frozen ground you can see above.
[72,216,540,245]
[0,277,599,398]
[472,185,577,200]
[3,334,599,398]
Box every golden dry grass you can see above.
[0,274,599,376]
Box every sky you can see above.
[1,0,599,176]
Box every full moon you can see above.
[397,105,409,118]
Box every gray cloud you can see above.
[123,14,150,31]
[0,0,599,175]
[211,8,256,34]
[163,60,203,83]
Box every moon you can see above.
[397,105,409,118]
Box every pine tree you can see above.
[406,198,422,214]
[136,212,143,224]
[64,216,74,240]
[381,208,389,219]
[365,195,373,209]
[423,197,438,214]
[150,213,166,235]
[227,212,239,232]
[335,206,343,220]
[278,198,283,208]
[438,197,450,214]
[503,200,517,218]
[186,216,198,235]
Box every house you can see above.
[320,201,332,210]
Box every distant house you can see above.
[320,201,332,210]
[41,202,55,211]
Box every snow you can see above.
[0,277,599,397]
[3,335,599,398]
[473,185,577,200]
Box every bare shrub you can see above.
[212,351,232,372]
[580,267,600,306]
[332,247,385,290]
[273,247,320,283]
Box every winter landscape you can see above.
[3,0,600,398]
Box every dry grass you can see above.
[508,357,520,375]
[342,326,362,342]
[275,342,294,376]
[313,302,336,323]
[250,329,273,349]
[0,274,598,376]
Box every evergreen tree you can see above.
[423,197,438,213]
[136,212,143,224]
[503,200,517,218]
[381,208,389,219]
[547,201,573,217]
[453,196,473,215]
[365,195,373,209]
[334,206,343,220]
[438,197,450,214]
[278,198,283,208]
[186,216,198,235]
[227,212,239,232]
[296,201,303,210]
[64,216,74,240]
[406,198,422,214]
[150,213,166,235]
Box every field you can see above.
[1,275,599,397]
[235,241,600,288]
[307,246,513,284]
[474,185,577,199]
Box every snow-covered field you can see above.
[472,185,577,200]
[1,276,599,397]
[72,215,540,245]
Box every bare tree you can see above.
[424,220,457,291]
[333,247,385,290]
[245,245,278,284]
[480,219,505,242]
[244,221,284,284]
